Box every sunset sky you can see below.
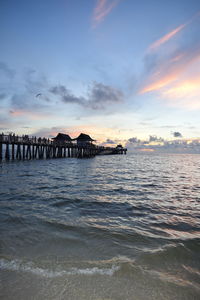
[0,0,200,148]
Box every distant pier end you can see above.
[0,132,127,161]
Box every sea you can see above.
[0,153,200,300]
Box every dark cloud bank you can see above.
[49,82,123,110]
[126,135,200,153]
[172,131,182,138]
[1,64,124,113]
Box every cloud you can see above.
[50,82,123,110]
[0,111,29,132]
[28,127,58,138]
[0,62,15,79]
[128,137,140,143]
[88,82,123,109]
[139,12,200,110]
[148,11,200,52]
[149,135,164,142]
[10,93,49,111]
[9,109,50,120]
[50,85,85,106]
[172,131,182,138]
[149,24,186,51]
[24,69,50,101]
[128,135,164,146]
[2,63,123,121]
[7,69,52,121]
[8,69,51,113]
[161,76,200,110]
[100,137,123,146]
[140,46,200,94]
[105,138,116,144]
[126,135,200,153]
[92,0,120,27]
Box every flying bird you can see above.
[36,93,42,98]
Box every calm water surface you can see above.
[0,153,200,300]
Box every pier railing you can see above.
[0,133,52,145]
[0,133,127,160]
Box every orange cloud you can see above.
[149,23,186,51]
[139,41,200,110]
[140,148,155,152]
[92,0,120,27]
[163,77,200,98]
[140,50,200,94]
[161,76,200,110]
[140,73,178,94]
[9,110,49,120]
[9,110,24,117]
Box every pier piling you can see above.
[0,143,2,160]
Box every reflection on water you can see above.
[0,153,200,299]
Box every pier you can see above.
[0,133,127,161]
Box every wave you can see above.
[1,254,200,291]
[0,258,120,278]
[137,241,200,265]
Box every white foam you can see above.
[69,265,119,276]
[0,258,119,278]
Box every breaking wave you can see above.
[0,258,120,278]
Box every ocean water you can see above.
[0,153,200,300]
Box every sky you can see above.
[1,0,200,151]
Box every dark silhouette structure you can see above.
[73,133,95,147]
[0,132,127,161]
[53,133,72,143]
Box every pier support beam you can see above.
[64,147,66,158]
[12,144,15,160]
[0,143,2,160]
[46,146,49,159]
[5,143,10,160]
[26,144,32,159]
[32,145,35,158]
[16,144,22,160]
[35,145,39,159]
[38,146,43,159]
[23,144,25,160]
[53,146,56,158]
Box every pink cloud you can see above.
[92,0,120,28]
[149,23,186,51]
[148,11,200,51]
[139,9,200,112]
[161,76,200,110]
[9,109,50,120]
[139,50,200,95]
[139,50,200,110]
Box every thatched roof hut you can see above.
[73,133,95,142]
[52,133,72,142]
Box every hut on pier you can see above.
[52,133,72,144]
[73,133,96,147]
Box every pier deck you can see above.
[0,133,127,161]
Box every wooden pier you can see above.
[0,133,127,161]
